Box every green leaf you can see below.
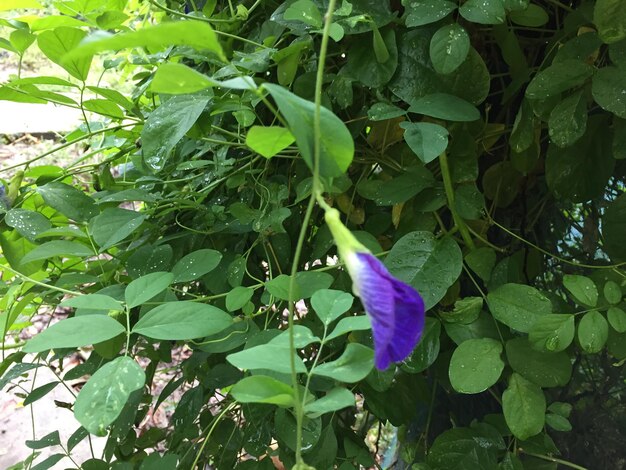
[265,271,333,301]
[151,63,214,94]
[548,90,587,147]
[269,326,321,348]
[38,27,92,80]
[401,122,449,164]
[592,66,626,118]
[63,21,225,61]
[403,0,457,27]
[409,93,479,121]
[127,244,173,278]
[441,297,482,324]
[0,363,43,392]
[274,408,322,454]
[608,328,626,359]
[526,60,594,99]
[37,182,98,222]
[125,272,173,308]
[563,274,598,307]
[594,0,626,44]
[27,15,89,30]
[96,11,129,29]
[34,227,87,240]
[604,281,622,305]
[230,375,294,406]
[246,126,295,159]
[23,315,125,353]
[502,373,546,440]
[21,240,93,263]
[0,38,17,54]
[357,167,434,206]
[455,184,485,219]
[545,413,572,432]
[0,0,43,10]
[132,301,232,340]
[264,83,354,178]
[23,381,59,406]
[97,188,157,204]
[90,208,146,250]
[506,338,572,387]
[367,102,406,121]
[284,0,323,28]
[86,86,135,112]
[578,311,609,353]
[10,29,35,54]
[546,117,614,203]
[441,47,491,105]
[386,232,463,309]
[429,24,470,74]
[226,286,254,312]
[265,275,296,300]
[82,99,123,119]
[172,249,222,282]
[25,431,61,450]
[608,307,626,333]
[345,28,398,88]
[509,4,549,27]
[305,387,355,418]
[548,401,572,417]
[227,344,307,374]
[372,25,390,63]
[311,343,374,382]
[528,314,575,352]
[510,100,535,153]
[74,356,145,436]
[326,316,372,341]
[311,289,354,326]
[142,94,211,172]
[402,317,441,373]
[5,209,52,242]
[449,338,504,394]
[139,453,178,470]
[602,193,626,260]
[60,294,123,312]
[30,454,65,470]
[459,0,505,24]
[465,247,496,282]
[427,426,503,469]
[488,283,552,332]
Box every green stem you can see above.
[287,0,338,465]
[147,0,237,23]
[79,84,92,134]
[124,306,131,356]
[0,123,136,174]
[2,265,76,295]
[287,193,315,465]
[189,402,237,469]
[490,217,626,270]
[423,379,438,454]
[439,151,475,250]
[519,451,587,470]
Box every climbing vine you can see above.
[1,0,626,468]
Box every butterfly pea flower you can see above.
[324,208,425,370]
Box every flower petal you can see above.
[352,253,425,369]
[350,253,395,361]
[388,279,425,363]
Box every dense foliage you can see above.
[1,0,626,468]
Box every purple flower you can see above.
[347,252,425,370]
[324,207,425,370]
